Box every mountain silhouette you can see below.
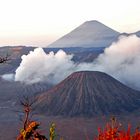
[48,20,119,48]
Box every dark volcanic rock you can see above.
[36,71,140,117]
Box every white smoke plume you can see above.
[93,35,140,90]
[1,74,15,81]
[15,48,76,84]
[15,35,140,90]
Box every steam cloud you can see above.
[94,35,140,90]
[1,74,15,81]
[15,48,76,84]
[15,35,140,90]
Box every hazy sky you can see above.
[0,0,140,47]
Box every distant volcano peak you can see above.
[83,20,107,26]
[83,20,101,24]
[48,20,119,48]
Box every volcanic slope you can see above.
[36,71,140,117]
[48,20,120,48]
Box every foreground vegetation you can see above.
[94,117,140,140]
[16,96,140,140]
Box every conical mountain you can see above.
[36,71,140,117]
[48,20,120,48]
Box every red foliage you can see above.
[94,119,140,140]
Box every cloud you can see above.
[15,35,140,90]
